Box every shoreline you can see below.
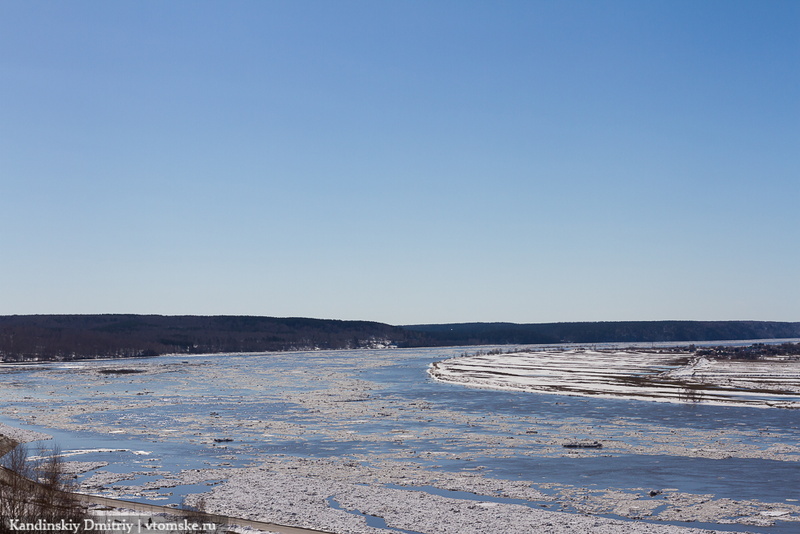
[0,434,17,457]
[429,349,800,409]
[0,421,52,453]
[2,337,797,366]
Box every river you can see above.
[1,342,799,533]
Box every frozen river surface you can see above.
[1,344,800,533]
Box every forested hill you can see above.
[0,314,418,361]
[1,315,800,362]
[403,320,800,346]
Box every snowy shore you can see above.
[429,349,800,408]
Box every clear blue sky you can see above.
[2,1,798,325]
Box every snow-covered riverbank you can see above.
[429,349,800,408]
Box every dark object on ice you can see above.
[98,368,145,375]
[562,441,602,449]
[213,438,233,443]
[649,489,663,497]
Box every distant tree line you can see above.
[696,342,800,360]
[0,315,422,362]
[1,315,799,362]
[403,320,800,346]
